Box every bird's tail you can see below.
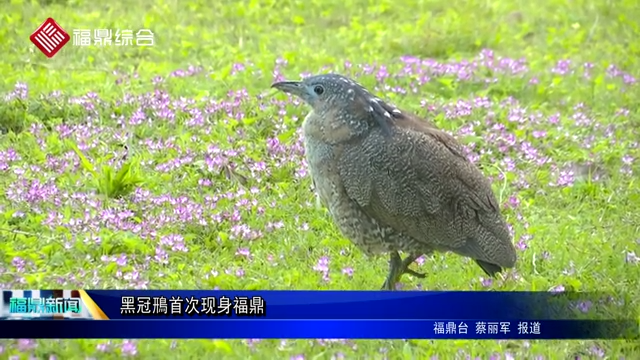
[475,259,504,277]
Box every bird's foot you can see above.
[381,252,425,290]
[404,268,426,278]
[402,256,426,278]
[381,276,398,290]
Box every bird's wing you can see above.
[338,125,514,264]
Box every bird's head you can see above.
[271,73,404,136]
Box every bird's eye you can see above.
[313,85,324,95]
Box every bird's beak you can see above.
[271,81,304,96]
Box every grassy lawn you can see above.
[1,0,639,358]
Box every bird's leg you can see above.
[381,251,403,290]
[381,252,426,290]
[401,253,426,279]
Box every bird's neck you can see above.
[302,110,368,145]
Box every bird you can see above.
[271,73,517,290]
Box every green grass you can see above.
[1,0,640,358]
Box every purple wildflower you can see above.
[313,256,330,282]
[121,340,137,356]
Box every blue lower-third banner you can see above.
[0,319,638,339]
[0,290,637,339]
[3,290,635,320]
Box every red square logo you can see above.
[30,18,70,58]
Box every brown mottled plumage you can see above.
[272,74,517,290]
